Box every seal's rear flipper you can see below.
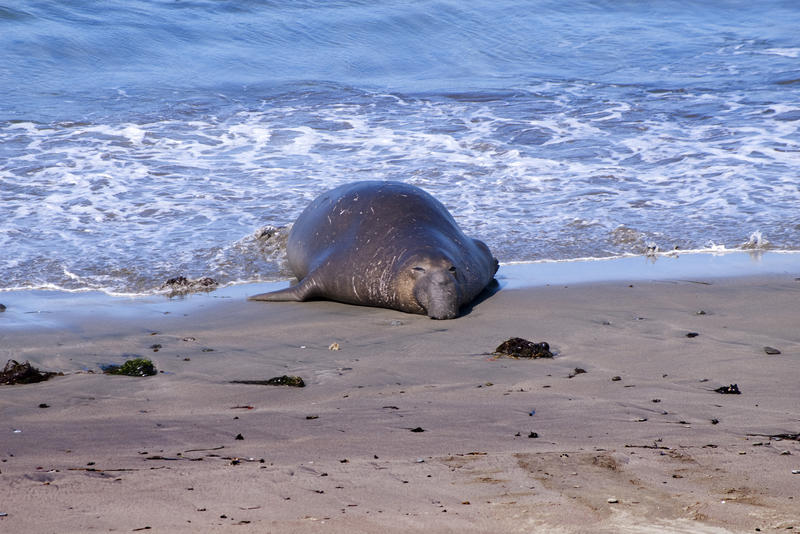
[247,278,317,302]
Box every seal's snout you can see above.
[428,306,458,320]
[414,269,460,320]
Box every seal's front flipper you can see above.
[248,278,318,302]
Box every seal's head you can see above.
[406,254,462,319]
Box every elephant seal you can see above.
[248,181,498,319]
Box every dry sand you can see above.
[1,266,799,533]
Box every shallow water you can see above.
[2,251,797,331]
[2,1,799,295]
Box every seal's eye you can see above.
[448,266,457,273]
[412,266,426,273]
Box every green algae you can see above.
[103,358,157,377]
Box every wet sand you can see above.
[1,259,799,533]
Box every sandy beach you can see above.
[2,257,799,533]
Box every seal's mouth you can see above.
[427,306,459,320]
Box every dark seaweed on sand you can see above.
[714,383,741,394]
[1,359,60,385]
[161,276,218,296]
[230,375,305,387]
[494,337,553,359]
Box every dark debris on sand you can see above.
[568,367,587,378]
[494,337,553,359]
[231,375,305,387]
[747,432,800,441]
[1,359,61,385]
[714,383,741,395]
[161,276,218,295]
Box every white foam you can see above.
[2,80,800,294]
[762,48,800,58]
[62,268,82,281]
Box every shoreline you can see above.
[2,250,798,331]
[2,251,799,532]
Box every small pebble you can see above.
[568,368,586,378]
[792,470,800,474]
[415,458,425,463]
[611,376,622,381]
[328,342,340,351]
[686,332,699,338]
[763,346,781,355]
[607,498,619,504]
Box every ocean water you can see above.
[2,0,799,295]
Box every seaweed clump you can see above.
[714,383,741,395]
[231,375,305,387]
[103,358,157,377]
[161,276,218,296]
[494,337,553,359]
[1,359,60,385]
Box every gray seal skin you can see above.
[248,180,499,319]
